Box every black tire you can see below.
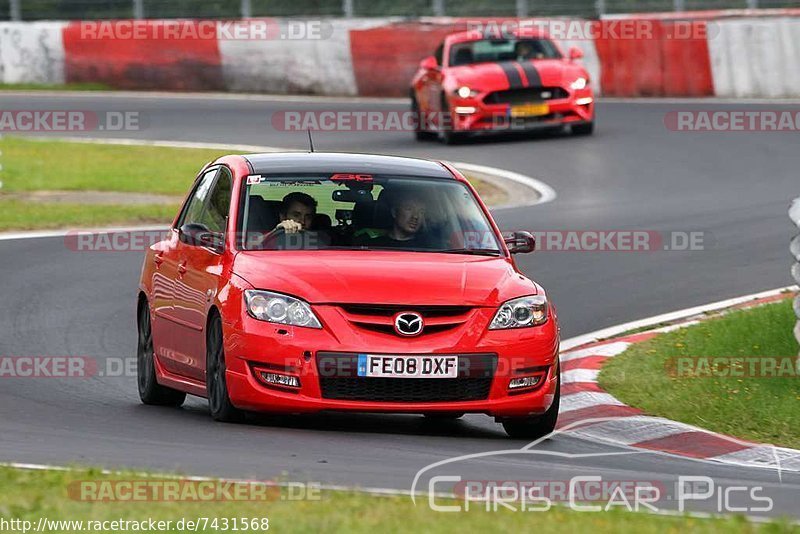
[501,371,560,440]
[206,313,244,423]
[411,95,435,141]
[137,298,186,407]
[438,93,463,145]
[423,412,465,420]
[572,122,594,136]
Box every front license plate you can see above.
[510,102,549,118]
[357,354,459,378]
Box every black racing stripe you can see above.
[517,61,542,88]
[497,62,524,90]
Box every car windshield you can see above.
[449,38,561,66]
[240,174,502,254]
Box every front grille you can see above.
[317,353,496,402]
[339,304,472,318]
[484,86,569,105]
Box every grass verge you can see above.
[0,137,502,230]
[599,298,800,449]
[0,200,176,231]
[0,466,792,533]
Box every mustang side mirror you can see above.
[504,231,536,254]
[179,223,224,253]
[420,55,439,71]
[568,46,584,61]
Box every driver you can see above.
[515,40,537,61]
[275,192,317,233]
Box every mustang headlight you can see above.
[244,290,322,329]
[489,295,548,330]
[570,77,588,90]
[456,86,479,98]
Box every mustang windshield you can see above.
[449,38,561,66]
[240,174,501,254]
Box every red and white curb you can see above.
[557,289,800,473]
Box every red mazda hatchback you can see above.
[137,152,560,438]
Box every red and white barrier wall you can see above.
[1,11,798,98]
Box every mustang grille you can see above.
[484,86,569,105]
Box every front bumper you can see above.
[224,305,559,418]
[446,87,594,134]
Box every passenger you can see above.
[363,190,429,248]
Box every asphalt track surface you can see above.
[0,93,798,518]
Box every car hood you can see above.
[233,251,537,306]
[449,59,583,90]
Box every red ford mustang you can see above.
[411,28,594,143]
[137,152,560,438]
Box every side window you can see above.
[180,168,218,228]
[434,42,444,66]
[198,169,232,234]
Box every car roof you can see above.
[241,152,455,179]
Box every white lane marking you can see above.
[560,368,599,384]
[559,391,625,413]
[0,225,166,242]
[560,286,798,351]
[560,341,630,362]
[452,161,556,205]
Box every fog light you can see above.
[256,369,301,389]
[575,97,593,106]
[508,375,542,390]
[454,106,477,114]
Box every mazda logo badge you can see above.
[394,312,424,336]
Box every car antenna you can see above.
[307,128,315,153]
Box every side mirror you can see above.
[504,231,535,254]
[179,223,224,253]
[420,55,439,71]
[568,46,584,61]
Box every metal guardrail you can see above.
[3,0,799,21]
[791,197,800,354]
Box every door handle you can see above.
[177,261,187,275]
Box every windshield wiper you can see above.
[437,248,502,256]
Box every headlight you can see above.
[489,295,548,330]
[570,77,588,90]
[244,290,322,329]
[456,86,478,98]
